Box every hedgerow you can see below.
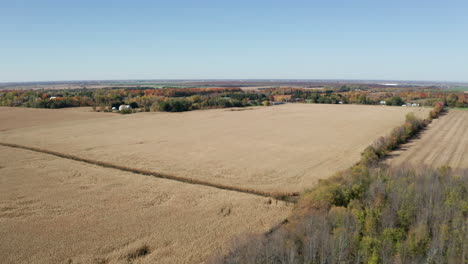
[361,102,445,166]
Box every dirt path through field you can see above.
[387,110,468,169]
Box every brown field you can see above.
[0,107,110,131]
[239,86,324,91]
[0,104,432,263]
[387,109,468,169]
[0,146,289,264]
[0,104,430,193]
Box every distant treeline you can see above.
[0,85,466,112]
[0,89,95,108]
[271,86,468,108]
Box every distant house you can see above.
[403,103,420,107]
[119,105,131,111]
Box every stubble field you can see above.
[387,109,468,169]
[0,104,430,193]
[0,107,108,131]
[0,146,289,264]
[0,104,432,263]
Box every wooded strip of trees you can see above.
[0,88,266,112]
[212,166,467,264]
[361,113,429,166]
[0,86,466,111]
[360,101,444,167]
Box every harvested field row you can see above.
[0,142,299,201]
[0,146,290,264]
[387,109,468,169]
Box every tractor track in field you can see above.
[0,142,299,203]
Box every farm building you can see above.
[119,105,131,111]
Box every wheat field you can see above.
[0,104,430,193]
[0,104,431,263]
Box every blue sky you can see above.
[1,0,467,82]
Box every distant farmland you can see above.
[448,86,468,92]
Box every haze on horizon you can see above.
[2,0,468,83]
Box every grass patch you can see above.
[447,86,468,92]
[448,107,468,111]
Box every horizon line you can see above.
[2,78,468,85]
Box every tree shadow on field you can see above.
[379,124,429,162]
[438,110,449,117]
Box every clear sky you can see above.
[1,0,467,82]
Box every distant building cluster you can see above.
[402,103,420,107]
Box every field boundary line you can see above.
[0,142,299,202]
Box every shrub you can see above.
[361,146,379,166]
[129,102,139,108]
[429,101,445,120]
[120,108,133,114]
[386,96,405,106]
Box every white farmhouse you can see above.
[119,105,131,111]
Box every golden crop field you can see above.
[0,146,289,264]
[0,104,429,193]
[0,104,431,263]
